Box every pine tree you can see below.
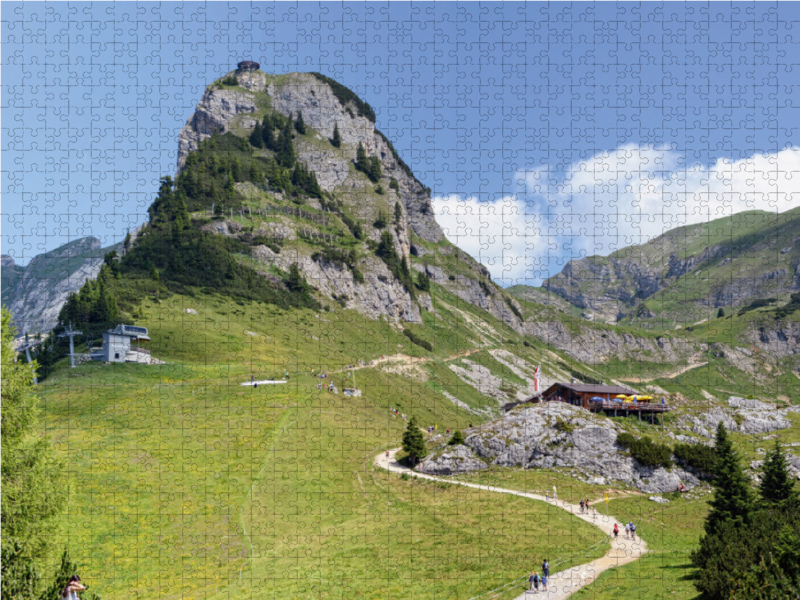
[369,155,382,182]
[294,110,306,134]
[356,142,367,169]
[276,123,296,168]
[285,263,309,298]
[373,211,387,229]
[705,422,753,536]
[249,122,264,148]
[394,201,402,223]
[262,115,275,150]
[416,270,431,292]
[448,430,465,446]
[717,307,725,318]
[759,440,799,508]
[402,416,426,466]
[1,309,67,587]
[331,122,341,148]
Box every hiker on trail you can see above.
[541,573,548,591]
[613,523,619,539]
[580,499,585,513]
[625,522,631,538]
[630,522,636,540]
[552,485,557,500]
[386,451,390,459]
[61,575,85,600]
[585,499,590,512]
[529,572,539,592]
[592,507,597,520]
[542,559,549,583]
[251,375,255,384]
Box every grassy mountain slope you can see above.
[40,290,608,599]
[529,208,800,329]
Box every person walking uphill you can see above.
[61,576,86,600]
[529,571,540,592]
[541,559,549,590]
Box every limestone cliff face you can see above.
[523,317,697,364]
[173,70,520,325]
[1,237,110,334]
[177,70,443,244]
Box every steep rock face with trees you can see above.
[172,68,522,328]
[538,209,800,328]
[0,238,115,335]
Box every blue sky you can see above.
[3,2,800,285]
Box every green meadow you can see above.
[40,292,607,600]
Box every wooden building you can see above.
[542,382,635,409]
[541,382,670,419]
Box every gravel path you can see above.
[374,449,647,600]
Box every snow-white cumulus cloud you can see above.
[433,146,800,286]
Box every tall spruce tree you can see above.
[705,422,753,535]
[249,122,263,148]
[369,155,381,182]
[1,308,67,595]
[356,142,367,170]
[331,122,342,147]
[759,440,799,508]
[402,416,426,467]
[294,110,306,134]
[261,115,274,150]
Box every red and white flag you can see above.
[534,365,541,392]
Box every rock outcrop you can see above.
[252,245,422,323]
[1,237,112,334]
[418,444,487,476]
[422,403,700,493]
[523,317,697,364]
[678,397,792,438]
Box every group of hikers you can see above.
[612,521,637,541]
[390,408,408,420]
[579,498,597,519]
[528,560,550,593]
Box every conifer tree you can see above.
[331,122,342,148]
[402,416,426,466]
[759,440,799,508]
[448,430,465,446]
[356,142,367,170]
[262,115,274,150]
[705,422,753,536]
[249,122,263,148]
[369,155,381,182]
[294,110,306,134]
[394,201,402,223]
[276,122,296,168]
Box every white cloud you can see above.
[433,146,800,286]
[431,194,543,286]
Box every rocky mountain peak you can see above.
[1,236,114,335]
[177,69,443,243]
